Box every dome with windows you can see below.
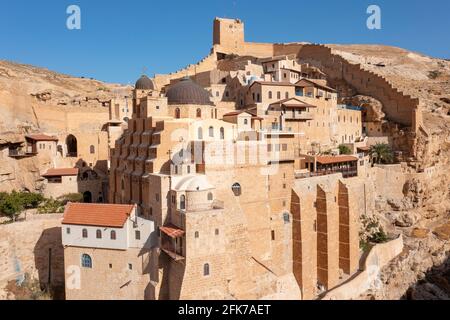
[173,175,214,192]
[135,75,155,90]
[166,77,212,105]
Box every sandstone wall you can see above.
[322,235,404,300]
[0,214,64,299]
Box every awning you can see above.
[160,224,185,238]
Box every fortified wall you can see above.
[0,214,64,299]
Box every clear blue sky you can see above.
[0,0,449,84]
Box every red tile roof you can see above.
[223,110,263,120]
[26,134,59,141]
[62,203,135,228]
[316,155,358,165]
[42,168,79,177]
[271,97,317,108]
[295,79,337,92]
[160,224,185,238]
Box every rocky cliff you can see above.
[0,60,132,192]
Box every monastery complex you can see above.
[4,18,425,300]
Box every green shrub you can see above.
[368,229,389,244]
[38,199,65,214]
[58,193,83,205]
[338,145,352,155]
[0,194,23,221]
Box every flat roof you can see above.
[316,155,358,165]
[42,168,79,177]
[62,203,135,228]
[26,134,58,142]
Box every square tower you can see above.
[213,17,245,52]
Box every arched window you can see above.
[232,183,242,196]
[203,263,210,276]
[209,126,214,138]
[66,134,78,157]
[175,108,181,119]
[180,195,186,210]
[82,229,88,238]
[110,230,116,240]
[198,127,203,140]
[96,230,102,239]
[220,127,225,140]
[196,108,202,118]
[81,254,92,268]
[244,119,248,125]
[90,145,95,154]
[207,192,213,201]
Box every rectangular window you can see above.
[155,193,160,202]
[66,228,71,234]
[271,230,275,241]
[282,144,288,151]
[135,231,141,240]
[128,264,133,270]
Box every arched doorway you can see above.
[83,191,92,203]
[175,108,181,119]
[66,135,78,157]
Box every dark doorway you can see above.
[66,135,78,157]
[83,191,92,203]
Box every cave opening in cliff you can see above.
[66,135,78,157]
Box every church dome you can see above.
[174,175,214,192]
[135,75,155,90]
[166,77,212,105]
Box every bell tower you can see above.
[213,17,245,54]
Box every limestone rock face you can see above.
[341,95,385,122]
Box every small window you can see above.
[198,127,203,140]
[180,195,186,210]
[96,230,102,239]
[203,263,210,276]
[268,91,272,99]
[110,230,116,240]
[207,192,213,201]
[81,254,92,268]
[271,230,276,241]
[285,92,289,99]
[109,264,113,269]
[196,108,202,118]
[220,127,225,140]
[156,193,160,202]
[215,229,219,235]
[195,231,199,239]
[283,213,290,224]
[66,227,71,234]
[90,145,95,154]
[128,264,133,270]
[232,183,242,196]
[277,91,281,99]
[82,229,88,238]
[135,231,141,240]
[209,126,214,138]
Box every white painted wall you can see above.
[62,212,156,250]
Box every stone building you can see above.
[62,17,386,300]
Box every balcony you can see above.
[296,168,358,179]
[268,151,296,163]
[284,112,314,121]
[8,148,35,158]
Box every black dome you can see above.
[135,75,155,90]
[166,77,212,105]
